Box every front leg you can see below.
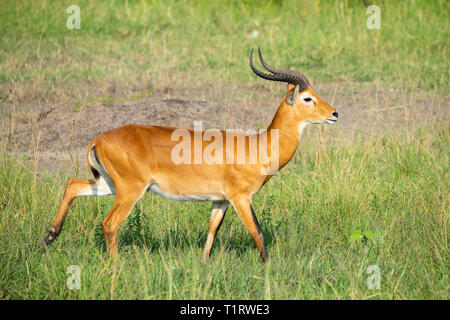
[202,200,229,260]
[229,195,268,262]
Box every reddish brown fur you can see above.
[41,85,336,262]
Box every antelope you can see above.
[40,48,338,262]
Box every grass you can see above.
[0,123,447,299]
[0,0,448,300]
[0,0,448,111]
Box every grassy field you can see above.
[0,0,448,109]
[0,0,448,299]
[0,125,448,299]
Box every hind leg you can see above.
[40,177,114,246]
[101,187,147,256]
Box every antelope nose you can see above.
[332,112,338,118]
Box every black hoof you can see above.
[39,230,57,247]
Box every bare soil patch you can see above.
[1,81,447,175]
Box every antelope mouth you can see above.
[325,117,338,124]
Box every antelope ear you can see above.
[286,84,299,106]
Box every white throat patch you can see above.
[298,122,310,136]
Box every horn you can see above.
[257,47,282,74]
[249,48,310,92]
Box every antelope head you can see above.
[250,48,338,129]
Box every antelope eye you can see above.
[303,97,312,102]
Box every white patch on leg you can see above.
[210,200,229,218]
[47,227,56,240]
[77,176,115,196]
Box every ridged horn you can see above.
[249,48,310,92]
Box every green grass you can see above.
[0,0,448,300]
[0,0,448,108]
[0,124,447,299]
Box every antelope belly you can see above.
[146,182,223,202]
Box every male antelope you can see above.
[40,48,338,261]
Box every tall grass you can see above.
[0,124,447,299]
